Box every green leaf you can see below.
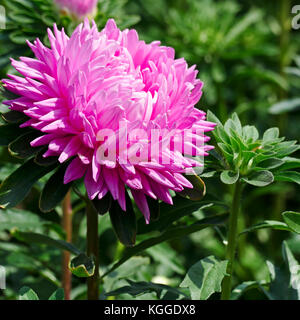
[262,242,300,299]
[19,286,39,300]
[242,170,274,187]
[269,98,300,114]
[12,231,81,255]
[177,175,206,201]
[231,113,242,135]
[34,148,59,167]
[8,131,42,159]
[215,126,230,144]
[263,128,279,143]
[224,9,261,46]
[230,280,267,300]
[147,196,160,222]
[274,171,300,185]
[220,170,239,184]
[242,125,259,142]
[0,208,44,232]
[49,288,65,300]
[0,124,30,146]
[282,211,300,234]
[9,30,31,44]
[180,256,228,300]
[255,158,284,170]
[282,241,300,297]
[1,111,28,123]
[105,280,187,299]
[237,67,288,91]
[207,110,222,127]
[109,192,137,247]
[103,213,228,278]
[200,171,217,178]
[111,256,151,279]
[224,118,238,136]
[39,164,72,212]
[7,251,59,286]
[277,157,300,171]
[0,159,57,208]
[69,253,95,278]
[240,220,292,235]
[92,193,112,215]
[137,196,226,235]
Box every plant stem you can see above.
[221,180,243,300]
[62,190,72,300]
[86,201,99,300]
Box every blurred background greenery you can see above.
[0,0,299,300]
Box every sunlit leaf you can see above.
[180,256,228,300]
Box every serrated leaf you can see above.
[242,170,274,187]
[180,256,228,300]
[220,170,239,184]
[282,211,300,234]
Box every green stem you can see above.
[221,180,243,300]
[86,201,99,300]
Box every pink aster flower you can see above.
[2,19,215,223]
[55,0,98,19]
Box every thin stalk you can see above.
[221,180,243,300]
[61,190,72,300]
[86,201,99,300]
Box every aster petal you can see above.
[64,157,87,184]
[131,189,150,224]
